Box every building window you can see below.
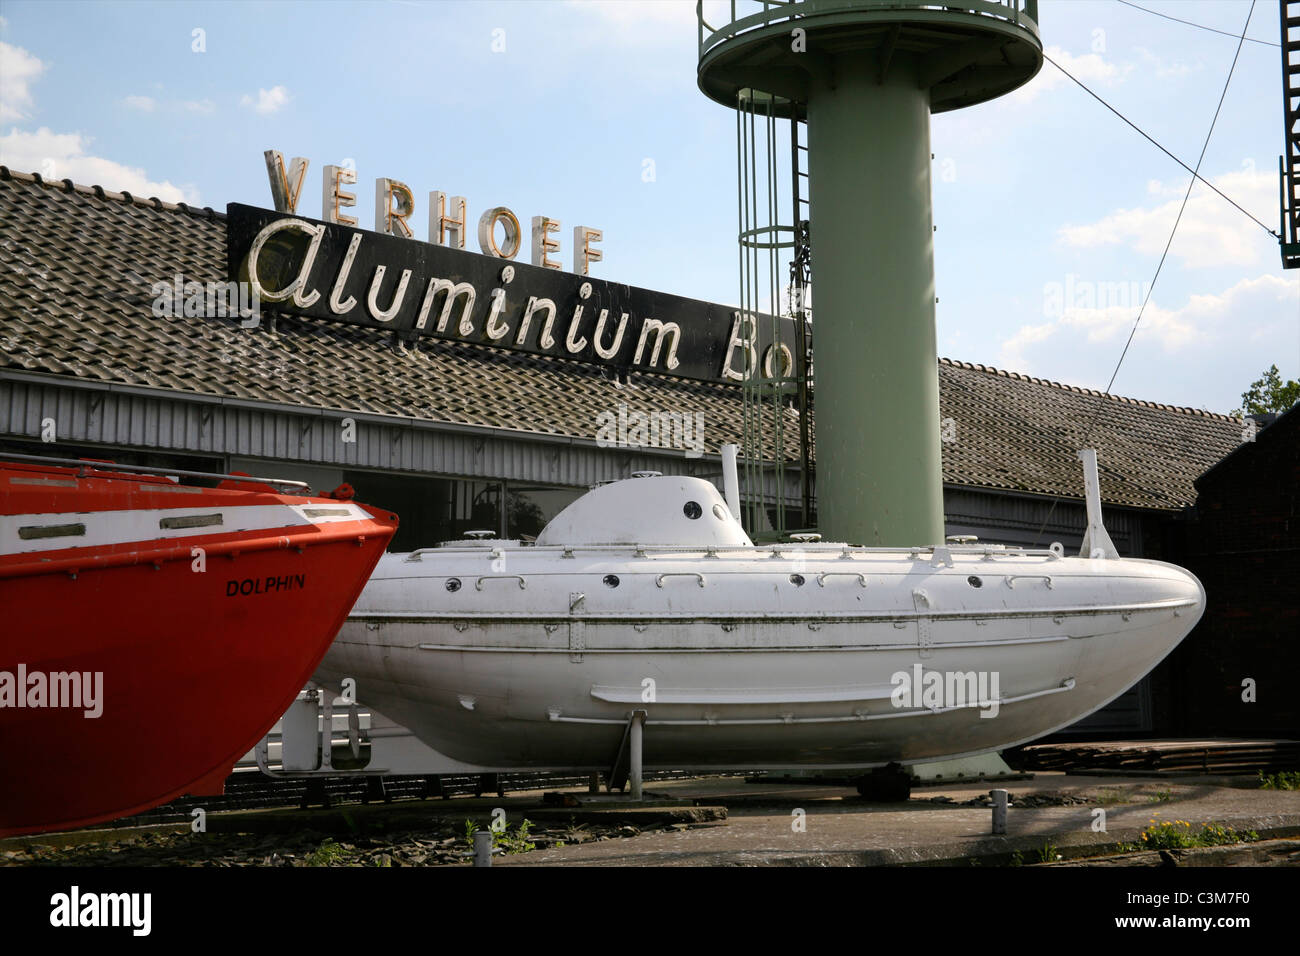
[504,482,584,541]
[342,472,501,553]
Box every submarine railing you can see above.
[547,678,1076,727]
[403,543,1071,561]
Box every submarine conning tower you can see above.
[697,0,1043,546]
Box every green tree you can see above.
[1231,365,1300,417]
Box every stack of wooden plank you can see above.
[1014,739,1300,775]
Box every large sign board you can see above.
[226,204,796,385]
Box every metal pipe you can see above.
[1077,449,1118,559]
[991,788,1008,834]
[721,443,742,521]
[629,710,646,800]
[473,830,493,866]
[320,690,333,771]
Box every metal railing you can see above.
[698,0,1040,59]
[2,451,309,490]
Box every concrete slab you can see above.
[493,772,1300,866]
[6,771,1296,867]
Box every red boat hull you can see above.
[0,461,397,837]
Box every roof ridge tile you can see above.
[937,354,1237,423]
[0,166,225,222]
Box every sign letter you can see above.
[478,207,522,259]
[264,150,309,213]
[532,216,561,270]
[574,226,602,276]
[430,192,467,249]
[375,178,415,239]
[720,311,757,381]
[323,165,358,226]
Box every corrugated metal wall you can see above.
[0,374,806,500]
[943,486,1144,555]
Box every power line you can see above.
[1042,52,1280,239]
[1115,0,1279,48]
[1032,1,1258,547]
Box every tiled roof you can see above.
[936,357,1241,510]
[0,168,1244,511]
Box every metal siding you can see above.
[3,380,1170,542]
[2,379,785,490]
[944,486,1143,556]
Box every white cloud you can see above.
[0,127,200,204]
[1057,165,1276,269]
[1010,45,1131,105]
[125,93,214,115]
[1059,296,1203,352]
[999,320,1059,371]
[0,41,200,205]
[999,274,1299,408]
[0,41,45,122]
[240,86,289,114]
[1135,46,1198,79]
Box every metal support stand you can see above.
[990,788,1008,834]
[607,710,649,797]
[588,772,601,794]
[474,773,504,798]
[473,831,493,867]
[362,775,390,805]
[629,710,646,801]
[300,779,331,810]
[854,762,912,801]
[320,690,333,772]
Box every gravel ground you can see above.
[1,818,718,867]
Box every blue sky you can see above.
[1,0,1296,414]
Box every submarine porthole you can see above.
[713,504,728,521]
[603,574,620,588]
[967,575,983,588]
[446,577,462,592]
[683,501,702,519]
[789,574,805,587]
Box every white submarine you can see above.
[311,450,1204,787]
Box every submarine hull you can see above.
[319,547,1203,771]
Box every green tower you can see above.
[698,0,1043,546]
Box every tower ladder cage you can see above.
[736,86,815,541]
[1282,0,1300,268]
